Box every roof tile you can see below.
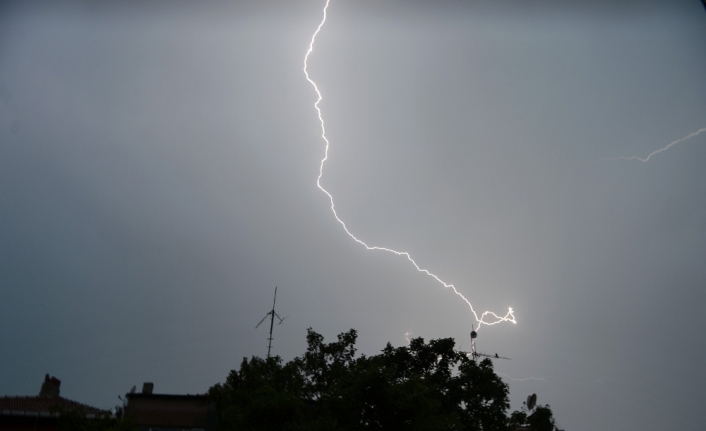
[0,396,106,416]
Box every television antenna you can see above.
[467,324,511,362]
[256,286,288,358]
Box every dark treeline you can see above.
[209,329,555,431]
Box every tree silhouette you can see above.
[209,328,555,431]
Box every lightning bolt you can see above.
[497,373,547,383]
[606,127,706,162]
[304,0,515,330]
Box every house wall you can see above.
[125,396,215,430]
[0,415,58,431]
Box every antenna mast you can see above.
[255,286,287,358]
[468,324,510,361]
[470,324,478,361]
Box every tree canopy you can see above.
[209,328,555,431]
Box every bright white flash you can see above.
[304,0,515,330]
[607,127,706,162]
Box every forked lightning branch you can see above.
[303,0,515,330]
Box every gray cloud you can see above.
[0,1,704,430]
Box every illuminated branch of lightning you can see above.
[303,0,515,329]
[605,127,706,162]
[497,373,547,383]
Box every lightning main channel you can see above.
[606,127,706,162]
[303,0,515,329]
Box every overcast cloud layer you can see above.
[1,1,705,430]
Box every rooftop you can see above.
[0,396,106,417]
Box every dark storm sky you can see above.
[1,1,705,430]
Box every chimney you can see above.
[38,374,61,398]
[141,382,154,395]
